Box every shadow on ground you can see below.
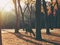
[7,31,60,45]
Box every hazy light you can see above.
[0,0,14,12]
[45,0,51,2]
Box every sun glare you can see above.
[0,0,53,12]
[0,0,14,12]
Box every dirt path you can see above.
[1,29,60,45]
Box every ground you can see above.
[1,29,60,45]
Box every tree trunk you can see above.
[43,0,50,34]
[0,28,2,45]
[13,0,19,33]
[18,0,25,30]
[56,0,60,27]
[0,13,2,45]
[35,0,42,40]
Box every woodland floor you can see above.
[1,29,60,45]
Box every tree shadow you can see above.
[41,39,60,45]
[50,33,60,37]
[8,32,35,39]
[8,32,60,45]
[8,32,42,45]
[42,33,60,44]
[43,32,60,37]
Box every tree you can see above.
[35,0,42,40]
[24,0,32,32]
[23,0,35,36]
[17,0,25,30]
[43,0,50,34]
[56,0,60,27]
[0,12,2,45]
[50,0,55,29]
[13,0,19,33]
